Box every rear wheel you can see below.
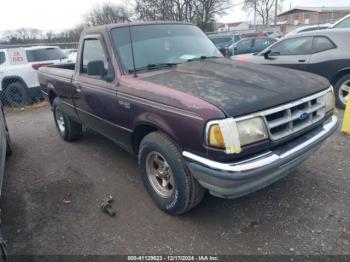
[138,131,205,215]
[334,75,350,109]
[52,97,82,141]
[4,82,31,108]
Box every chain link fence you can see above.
[0,80,45,109]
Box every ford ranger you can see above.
[38,22,338,215]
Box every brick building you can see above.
[277,6,350,26]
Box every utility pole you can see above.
[254,0,257,30]
[275,0,278,26]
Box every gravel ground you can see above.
[0,105,349,256]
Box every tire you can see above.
[138,131,205,215]
[52,97,82,141]
[1,108,12,156]
[334,75,350,109]
[5,132,12,156]
[4,82,30,108]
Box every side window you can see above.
[81,39,108,74]
[270,37,313,55]
[237,39,253,49]
[312,36,336,53]
[0,52,5,65]
[334,17,350,28]
[254,38,272,49]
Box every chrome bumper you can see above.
[183,115,338,199]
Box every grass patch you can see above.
[5,101,49,113]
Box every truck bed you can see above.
[38,63,75,97]
[39,63,75,80]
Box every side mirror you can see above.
[87,60,106,77]
[263,50,272,59]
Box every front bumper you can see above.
[183,115,338,199]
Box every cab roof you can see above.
[84,21,193,35]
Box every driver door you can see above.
[73,35,124,143]
[264,36,313,71]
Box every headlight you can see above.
[236,117,269,146]
[325,86,335,112]
[206,117,268,151]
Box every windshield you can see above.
[210,37,232,45]
[111,24,222,74]
[333,17,350,28]
[26,48,67,62]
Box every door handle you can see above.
[298,59,306,63]
[75,84,82,93]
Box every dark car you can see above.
[39,22,337,215]
[233,29,350,109]
[232,37,277,56]
[209,35,240,57]
[0,101,11,262]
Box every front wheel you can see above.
[334,75,350,109]
[138,131,205,215]
[52,98,82,141]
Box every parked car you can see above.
[0,46,69,107]
[232,37,277,56]
[209,35,240,57]
[233,29,350,109]
[63,48,78,55]
[267,31,283,39]
[285,24,331,37]
[39,22,338,215]
[240,32,268,38]
[0,100,12,262]
[63,49,78,63]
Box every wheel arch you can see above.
[132,120,180,155]
[47,84,57,105]
[1,75,28,91]
[331,68,350,86]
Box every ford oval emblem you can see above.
[299,112,309,120]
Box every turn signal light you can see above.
[208,124,225,148]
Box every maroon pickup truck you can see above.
[38,22,338,215]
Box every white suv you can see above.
[0,46,69,107]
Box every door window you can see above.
[237,39,253,49]
[254,38,274,50]
[236,39,253,54]
[0,52,5,65]
[270,37,313,56]
[312,36,336,53]
[81,39,108,74]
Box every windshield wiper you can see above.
[187,56,221,62]
[128,63,178,73]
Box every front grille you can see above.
[264,92,327,141]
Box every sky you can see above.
[0,0,350,32]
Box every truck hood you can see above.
[142,58,330,117]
